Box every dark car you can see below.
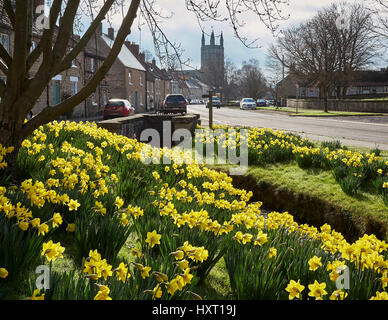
[256,99,267,107]
[103,99,134,119]
[206,96,221,108]
[160,94,187,114]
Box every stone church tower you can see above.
[201,30,224,91]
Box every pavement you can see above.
[188,104,388,150]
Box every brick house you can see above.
[125,42,171,111]
[0,0,88,118]
[97,28,146,113]
[125,42,156,112]
[150,61,171,108]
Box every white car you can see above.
[240,98,256,110]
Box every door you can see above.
[53,80,60,106]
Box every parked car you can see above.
[226,100,240,106]
[240,98,257,110]
[256,99,267,107]
[103,99,134,119]
[206,96,221,108]
[160,94,187,114]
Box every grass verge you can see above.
[256,106,386,117]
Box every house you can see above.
[125,41,172,111]
[96,27,146,113]
[125,42,156,111]
[0,0,86,118]
[148,60,171,108]
[278,69,388,101]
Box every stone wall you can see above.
[287,99,388,113]
[97,113,201,146]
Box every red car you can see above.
[103,99,135,119]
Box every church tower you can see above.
[201,31,224,91]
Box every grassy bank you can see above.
[256,106,385,117]
[251,163,387,235]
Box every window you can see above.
[140,94,143,106]
[128,94,132,105]
[90,58,95,72]
[92,93,97,105]
[140,73,143,86]
[0,33,9,53]
[72,59,78,68]
[128,71,133,85]
[70,77,78,96]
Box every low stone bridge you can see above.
[97,113,201,145]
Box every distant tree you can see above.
[237,59,268,99]
[223,58,239,101]
[269,2,378,112]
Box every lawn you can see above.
[256,106,385,117]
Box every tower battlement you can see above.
[200,31,224,90]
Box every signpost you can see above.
[202,91,213,129]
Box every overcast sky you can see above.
[102,0,385,74]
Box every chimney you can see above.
[152,58,156,67]
[97,22,103,36]
[139,52,145,62]
[108,27,115,40]
[126,42,139,58]
[132,43,139,57]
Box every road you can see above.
[187,104,388,150]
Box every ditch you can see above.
[228,172,388,243]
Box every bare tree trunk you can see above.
[0,112,24,177]
[323,87,329,112]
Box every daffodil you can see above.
[268,247,277,259]
[114,196,124,209]
[330,289,348,300]
[308,281,328,300]
[0,268,8,279]
[52,213,63,228]
[170,250,185,260]
[152,284,163,299]
[370,291,388,300]
[41,240,65,262]
[140,266,152,279]
[285,280,305,300]
[308,256,322,271]
[66,223,75,232]
[94,285,112,300]
[176,259,189,271]
[145,230,161,248]
[31,289,45,300]
[68,199,80,211]
[37,223,49,236]
[115,262,129,283]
